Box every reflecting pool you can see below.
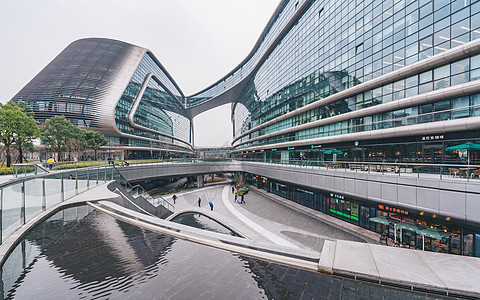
[170,212,240,236]
[0,205,455,299]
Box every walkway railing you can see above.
[0,164,120,245]
[240,159,480,182]
[14,158,480,183]
[12,158,234,178]
[112,165,174,214]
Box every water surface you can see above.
[0,205,455,299]
[171,212,239,236]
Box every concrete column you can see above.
[197,175,204,188]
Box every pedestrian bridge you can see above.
[116,159,480,225]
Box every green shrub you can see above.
[0,167,13,175]
[158,188,181,195]
[236,186,249,195]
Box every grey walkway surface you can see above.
[167,183,371,252]
[163,183,480,298]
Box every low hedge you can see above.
[0,167,13,175]
[158,188,181,195]
[236,185,249,195]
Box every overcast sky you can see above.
[0,0,280,147]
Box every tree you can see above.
[0,102,39,167]
[41,115,77,161]
[84,130,107,160]
[11,101,39,163]
[41,115,108,161]
[233,172,246,188]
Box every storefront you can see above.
[245,173,480,257]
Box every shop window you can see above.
[475,234,480,257]
[464,233,475,256]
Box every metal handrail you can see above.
[239,159,480,181]
[144,194,175,213]
[111,165,174,213]
[0,164,116,245]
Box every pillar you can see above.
[197,175,204,188]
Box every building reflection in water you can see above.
[0,205,451,299]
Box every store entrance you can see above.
[423,143,443,164]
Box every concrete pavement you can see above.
[160,183,480,298]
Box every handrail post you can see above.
[87,169,90,189]
[42,178,46,211]
[75,170,78,195]
[96,167,99,185]
[0,189,2,242]
[104,166,107,182]
[61,173,65,202]
[21,182,26,225]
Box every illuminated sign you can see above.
[329,209,359,221]
[422,135,444,141]
[330,193,345,200]
[378,204,408,215]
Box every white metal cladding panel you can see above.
[466,194,480,223]
[439,190,467,220]
[416,188,440,213]
[381,183,398,205]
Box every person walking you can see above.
[231,186,235,194]
[209,201,214,211]
[198,197,201,207]
[47,157,55,170]
[172,194,177,204]
[234,194,238,203]
[241,194,245,204]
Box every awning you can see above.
[395,221,426,232]
[369,216,398,225]
[445,142,480,151]
[324,149,343,154]
[417,228,455,239]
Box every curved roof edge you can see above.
[70,37,186,101]
[186,0,289,98]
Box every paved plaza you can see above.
[158,182,480,298]
[165,182,372,251]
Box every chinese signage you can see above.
[378,204,408,215]
[330,193,344,200]
[421,135,444,141]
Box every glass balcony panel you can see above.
[77,170,88,194]
[2,184,23,243]
[44,175,62,209]
[25,179,44,223]
[64,174,76,200]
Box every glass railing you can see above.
[13,159,235,178]
[1,164,116,244]
[144,194,175,213]
[239,159,480,181]
[111,166,174,214]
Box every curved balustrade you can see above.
[6,157,479,246]
[0,164,133,245]
[239,159,480,181]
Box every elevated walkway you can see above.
[112,159,480,226]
